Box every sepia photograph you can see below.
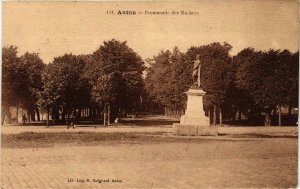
[1,1,299,188]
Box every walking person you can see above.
[66,113,71,129]
[114,117,119,126]
[22,114,27,126]
[72,110,77,129]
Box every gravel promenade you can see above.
[1,122,298,188]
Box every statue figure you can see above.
[192,54,202,88]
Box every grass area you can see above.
[120,117,179,126]
[2,126,297,148]
[1,131,237,148]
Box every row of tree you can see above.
[145,43,298,126]
[2,47,45,122]
[2,39,145,126]
[2,40,298,126]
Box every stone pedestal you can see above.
[173,88,218,136]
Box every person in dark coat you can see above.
[22,114,27,126]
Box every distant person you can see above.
[22,114,27,126]
[67,111,76,129]
[66,114,72,129]
[72,110,77,129]
[114,117,119,126]
[264,114,271,126]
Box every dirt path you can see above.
[1,138,297,188]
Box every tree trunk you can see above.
[213,105,216,126]
[108,105,111,125]
[90,108,93,117]
[27,111,31,122]
[30,108,36,121]
[288,105,292,117]
[8,107,12,123]
[61,107,66,123]
[51,108,59,124]
[2,113,5,125]
[36,108,40,121]
[78,109,81,118]
[270,107,276,123]
[208,109,211,126]
[103,105,107,126]
[47,108,50,127]
[238,110,241,121]
[16,106,19,123]
[278,105,282,126]
[93,109,96,118]
[273,107,277,116]
[219,107,223,126]
[2,106,8,125]
[264,113,270,126]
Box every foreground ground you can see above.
[1,116,298,188]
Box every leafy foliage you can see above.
[86,39,145,116]
[235,49,298,110]
[2,41,298,126]
[38,54,91,114]
[145,47,192,114]
[2,46,23,107]
[2,47,45,121]
[20,53,45,118]
[187,42,233,107]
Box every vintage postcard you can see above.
[1,1,298,188]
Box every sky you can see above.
[3,1,299,64]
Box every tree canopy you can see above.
[38,54,91,117]
[145,44,298,125]
[86,39,145,118]
[2,46,45,122]
[2,41,298,126]
[145,47,192,115]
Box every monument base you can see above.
[173,124,218,136]
[173,88,218,136]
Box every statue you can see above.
[192,54,202,88]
